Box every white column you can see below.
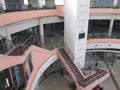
[39,23,45,47]
[38,0,45,8]
[5,28,12,50]
[0,0,6,10]
[108,19,114,37]
[113,0,118,6]
[64,0,90,69]
[6,35,12,50]
[38,0,42,8]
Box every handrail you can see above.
[0,3,56,14]
[58,48,108,87]
[84,70,106,84]
[0,33,40,54]
[77,69,108,87]
[22,36,33,45]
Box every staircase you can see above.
[7,45,28,56]
[58,48,109,89]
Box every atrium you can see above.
[0,0,120,90]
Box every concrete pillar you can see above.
[90,0,96,7]
[0,0,6,10]
[6,35,12,50]
[108,19,114,37]
[38,0,43,8]
[5,28,12,50]
[113,0,118,6]
[39,23,45,47]
[64,0,90,69]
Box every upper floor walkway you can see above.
[1,6,120,27]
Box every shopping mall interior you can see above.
[1,0,120,90]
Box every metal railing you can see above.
[111,33,120,39]
[12,35,41,46]
[0,3,56,14]
[88,33,109,39]
[0,34,41,54]
[90,0,120,8]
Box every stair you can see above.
[58,48,109,88]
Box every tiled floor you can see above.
[35,72,73,90]
[97,60,120,90]
[112,60,120,83]
[111,60,120,90]
[35,59,120,90]
[44,29,64,50]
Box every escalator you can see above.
[11,32,41,47]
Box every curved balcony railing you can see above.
[88,33,120,39]
[88,33,109,39]
[111,33,120,39]
[90,0,120,8]
[1,1,120,14]
[0,3,56,14]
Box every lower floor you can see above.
[34,57,120,90]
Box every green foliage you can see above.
[113,5,119,9]
[0,5,4,14]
